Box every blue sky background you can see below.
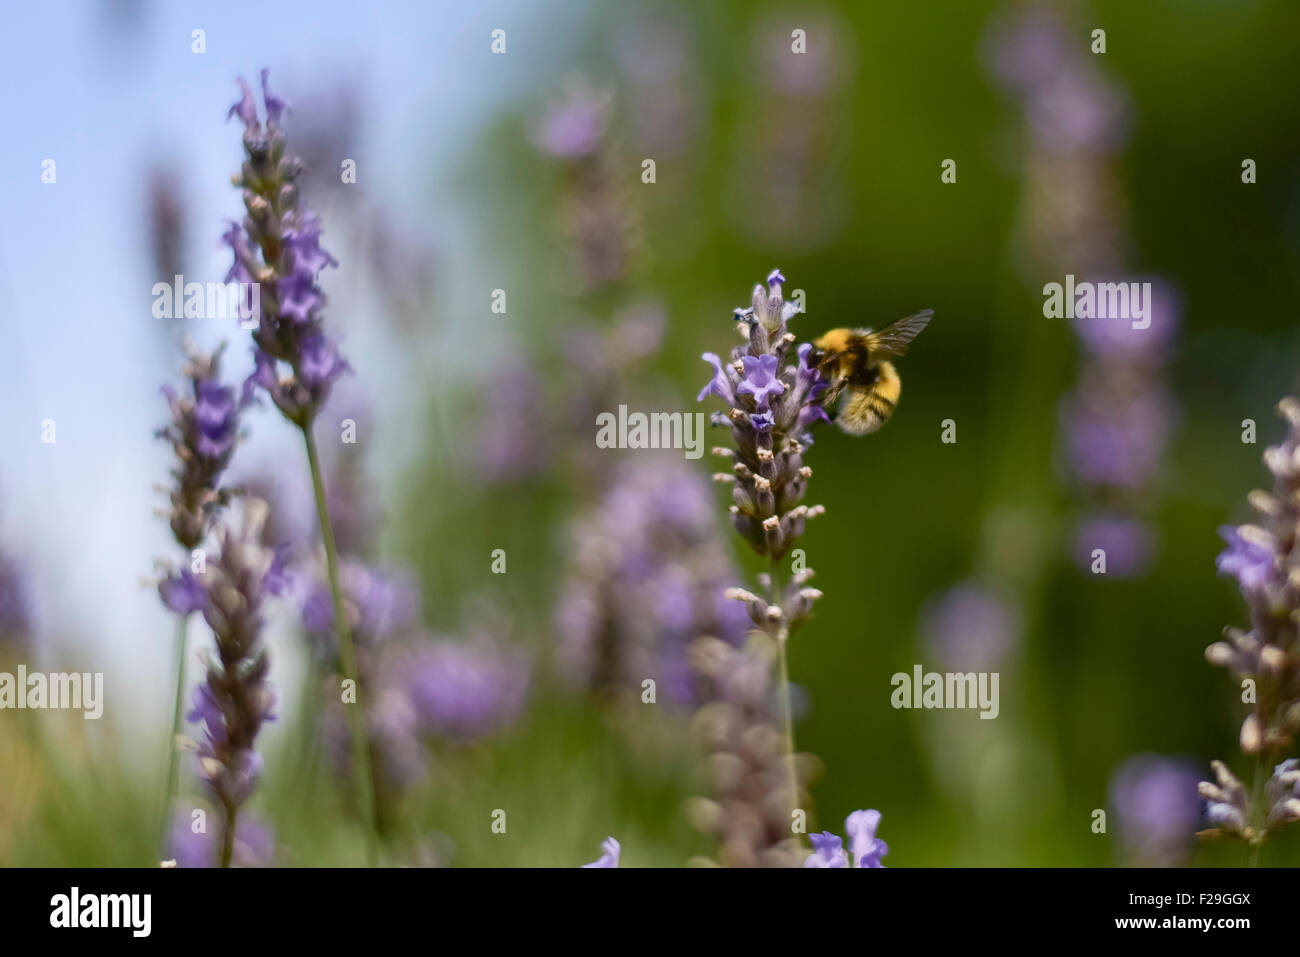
[0,0,585,742]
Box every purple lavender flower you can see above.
[1060,390,1171,490]
[804,831,848,868]
[1205,399,1300,762]
[697,271,829,605]
[1109,755,1201,866]
[301,559,420,658]
[697,353,736,404]
[581,837,621,868]
[921,583,1021,672]
[736,355,787,410]
[188,500,283,865]
[536,79,610,160]
[148,165,186,284]
[613,17,699,157]
[688,635,804,867]
[1215,526,1274,594]
[534,77,638,290]
[319,654,427,796]
[0,550,32,648]
[167,808,273,868]
[803,810,888,868]
[1201,398,1300,855]
[225,71,347,426]
[1072,513,1152,578]
[159,569,207,617]
[846,809,889,868]
[156,344,247,554]
[555,456,749,708]
[475,352,550,482]
[1070,278,1180,360]
[406,637,530,742]
[984,5,1130,156]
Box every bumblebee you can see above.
[811,310,933,435]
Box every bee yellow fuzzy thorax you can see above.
[812,328,857,353]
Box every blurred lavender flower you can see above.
[147,165,186,284]
[804,809,889,868]
[474,351,550,483]
[555,456,749,708]
[921,582,1021,672]
[188,500,285,866]
[986,6,1176,578]
[225,71,348,426]
[155,344,247,561]
[1072,514,1152,578]
[1060,280,1180,577]
[737,15,856,251]
[0,549,30,651]
[319,653,427,797]
[566,303,666,466]
[167,808,273,868]
[985,6,1129,156]
[687,635,804,868]
[536,78,610,159]
[1201,398,1300,855]
[535,77,638,291]
[406,637,530,742]
[1109,755,1201,866]
[613,16,699,157]
[301,559,420,660]
[302,558,428,808]
[985,2,1132,274]
[581,836,621,868]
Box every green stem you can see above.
[1247,752,1265,868]
[160,614,189,857]
[220,802,237,868]
[303,424,380,866]
[769,560,799,817]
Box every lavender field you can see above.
[1,0,1299,880]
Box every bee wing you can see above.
[860,309,933,358]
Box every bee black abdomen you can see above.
[847,361,880,387]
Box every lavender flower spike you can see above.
[1202,397,1300,857]
[693,269,832,855]
[581,837,621,868]
[156,343,246,559]
[154,342,248,857]
[803,810,889,868]
[189,499,285,867]
[225,70,379,863]
[226,70,346,427]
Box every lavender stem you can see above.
[160,614,189,853]
[769,559,798,816]
[1248,754,1264,867]
[303,425,379,865]
[220,800,237,869]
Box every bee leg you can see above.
[821,379,845,409]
